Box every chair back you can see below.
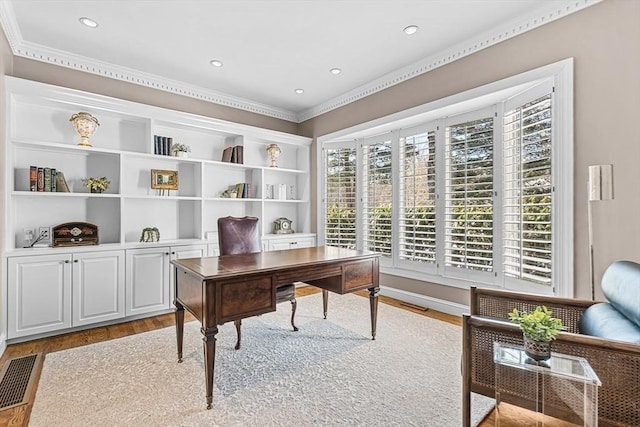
[217,216,261,255]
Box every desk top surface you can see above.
[171,246,379,279]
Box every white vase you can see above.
[266,143,281,168]
[175,151,188,158]
[69,112,100,147]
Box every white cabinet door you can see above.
[73,250,125,326]
[169,244,207,306]
[7,254,72,338]
[125,247,171,316]
[267,236,316,251]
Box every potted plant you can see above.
[172,142,191,157]
[83,176,110,193]
[508,305,564,361]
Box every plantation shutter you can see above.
[399,129,437,266]
[503,94,553,286]
[444,115,494,273]
[362,138,393,256]
[324,147,357,249]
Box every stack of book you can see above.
[29,166,69,192]
[154,135,173,156]
[221,145,243,164]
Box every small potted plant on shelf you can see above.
[172,142,191,158]
[83,176,110,193]
[508,305,564,361]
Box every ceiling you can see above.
[0,1,595,122]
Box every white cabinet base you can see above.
[7,254,72,339]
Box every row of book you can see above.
[154,135,173,156]
[30,166,70,192]
[233,182,252,198]
[221,182,253,198]
[221,145,243,164]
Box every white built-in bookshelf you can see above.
[2,76,314,341]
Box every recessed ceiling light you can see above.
[294,89,304,94]
[403,25,419,35]
[79,17,98,28]
[330,68,342,75]
[209,60,223,67]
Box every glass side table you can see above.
[493,342,601,426]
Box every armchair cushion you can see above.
[601,260,640,328]
[579,302,640,343]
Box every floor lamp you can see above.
[588,164,614,300]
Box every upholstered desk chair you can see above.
[217,216,298,350]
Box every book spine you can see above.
[37,168,44,192]
[154,135,160,155]
[44,168,51,192]
[167,137,173,156]
[51,168,57,192]
[222,147,233,162]
[56,171,70,192]
[30,166,37,191]
[236,145,244,164]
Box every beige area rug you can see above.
[31,293,493,426]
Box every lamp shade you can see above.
[588,164,614,201]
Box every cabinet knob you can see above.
[64,260,70,264]
[74,259,79,263]
[171,251,176,255]
[165,252,170,255]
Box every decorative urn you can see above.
[266,143,281,168]
[69,112,100,147]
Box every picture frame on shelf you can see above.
[150,169,178,190]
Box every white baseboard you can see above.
[296,282,468,316]
[379,286,469,317]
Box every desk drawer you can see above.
[344,259,376,291]
[218,276,275,322]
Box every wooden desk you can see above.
[171,246,380,409]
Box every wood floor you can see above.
[0,287,558,426]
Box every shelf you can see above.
[12,138,124,156]
[264,199,307,203]
[122,195,201,201]
[12,191,120,198]
[205,197,262,202]
[5,76,312,252]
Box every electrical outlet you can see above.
[23,228,35,243]
[39,227,51,241]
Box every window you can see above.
[503,94,553,286]
[318,59,572,296]
[444,115,495,275]
[324,146,357,249]
[362,138,393,256]
[399,128,436,267]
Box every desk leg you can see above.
[175,302,185,363]
[322,289,329,319]
[368,286,379,340]
[202,327,218,410]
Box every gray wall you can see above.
[300,0,640,304]
[1,0,638,309]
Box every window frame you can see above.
[317,59,573,297]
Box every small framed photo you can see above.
[151,169,178,190]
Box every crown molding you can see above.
[0,1,298,122]
[0,0,600,124]
[296,0,601,122]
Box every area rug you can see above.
[30,293,494,426]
